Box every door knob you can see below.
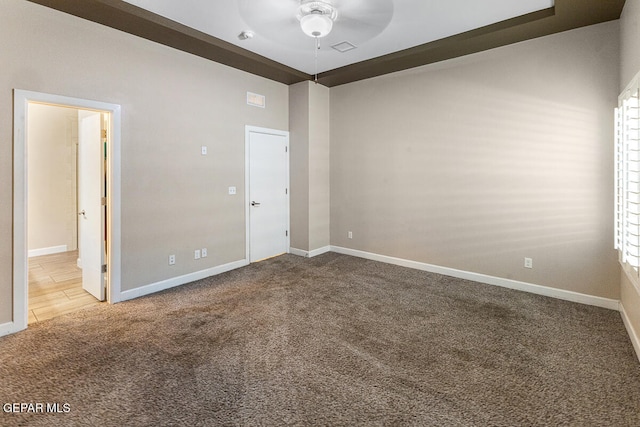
[251,201,261,207]
[78,210,86,218]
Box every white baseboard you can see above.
[290,246,331,258]
[28,245,67,258]
[0,321,26,338]
[289,248,308,257]
[330,246,620,311]
[119,259,249,302]
[309,246,331,258]
[620,302,640,363]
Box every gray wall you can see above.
[0,0,630,327]
[308,83,330,252]
[289,82,310,251]
[330,21,620,299]
[0,0,288,324]
[621,0,640,91]
[27,104,78,254]
[289,81,330,253]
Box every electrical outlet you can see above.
[168,254,176,266]
[228,186,236,195]
[194,249,201,260]
[348,231,353,239]
[524,257,533,269]
[201,248,207,258]
[201,146,207,155]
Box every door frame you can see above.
[244,126,290,262]
[11,89,122,334]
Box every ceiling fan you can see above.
[238,0,394,52]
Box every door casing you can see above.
[10,89,122,335]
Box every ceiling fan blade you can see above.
[238,0,302,43]
[238,0,299,17]
[334,0,394,26]
[336,15,385,32]
[237,0,395,51]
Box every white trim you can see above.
[289,246,331,258]
[330,246,620,311]
[119,259,249,302]
[245,127,250,262]
[12,90,122,337]
[289,248,309,257]
[621,260,640,297]
[620,302,640,363]
[13,90,29,333]
[245,126,290,263]
[309,245,331,258]
[0,321,25,337]
[28,245,68,258]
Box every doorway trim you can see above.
[244,125,290,262]
[10,89,122,335]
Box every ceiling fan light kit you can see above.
[298,1,337,38]
[236,0,393,75]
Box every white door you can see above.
[78,110,105,301]
[248,129,289,262]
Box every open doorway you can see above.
[26,104,106,323]
[12,90,122,334]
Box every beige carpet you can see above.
[1,252,639,426]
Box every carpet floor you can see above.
[1,252,639,426]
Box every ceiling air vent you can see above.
[331,41,357,53]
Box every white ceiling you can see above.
[123,0,554,75]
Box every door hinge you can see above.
[285,188,288,195]
[286,230,288,237]
[101,129,107,139]
[285,146,288,153]
[102,264,107,273]
[101,197,107,206]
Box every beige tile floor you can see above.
[28,250,101,324]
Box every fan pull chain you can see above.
[314,37,319,84]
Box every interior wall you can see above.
[0,0,288,324]
[289,82,310,251]
[619,0,640,357]
[621,0,640,90]
[27,103,78,254]
[308,83,330,251]
[289,81,330,253]
[330,21,620,299]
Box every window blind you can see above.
[615,77,640,271]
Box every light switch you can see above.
[201,146,207,155]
